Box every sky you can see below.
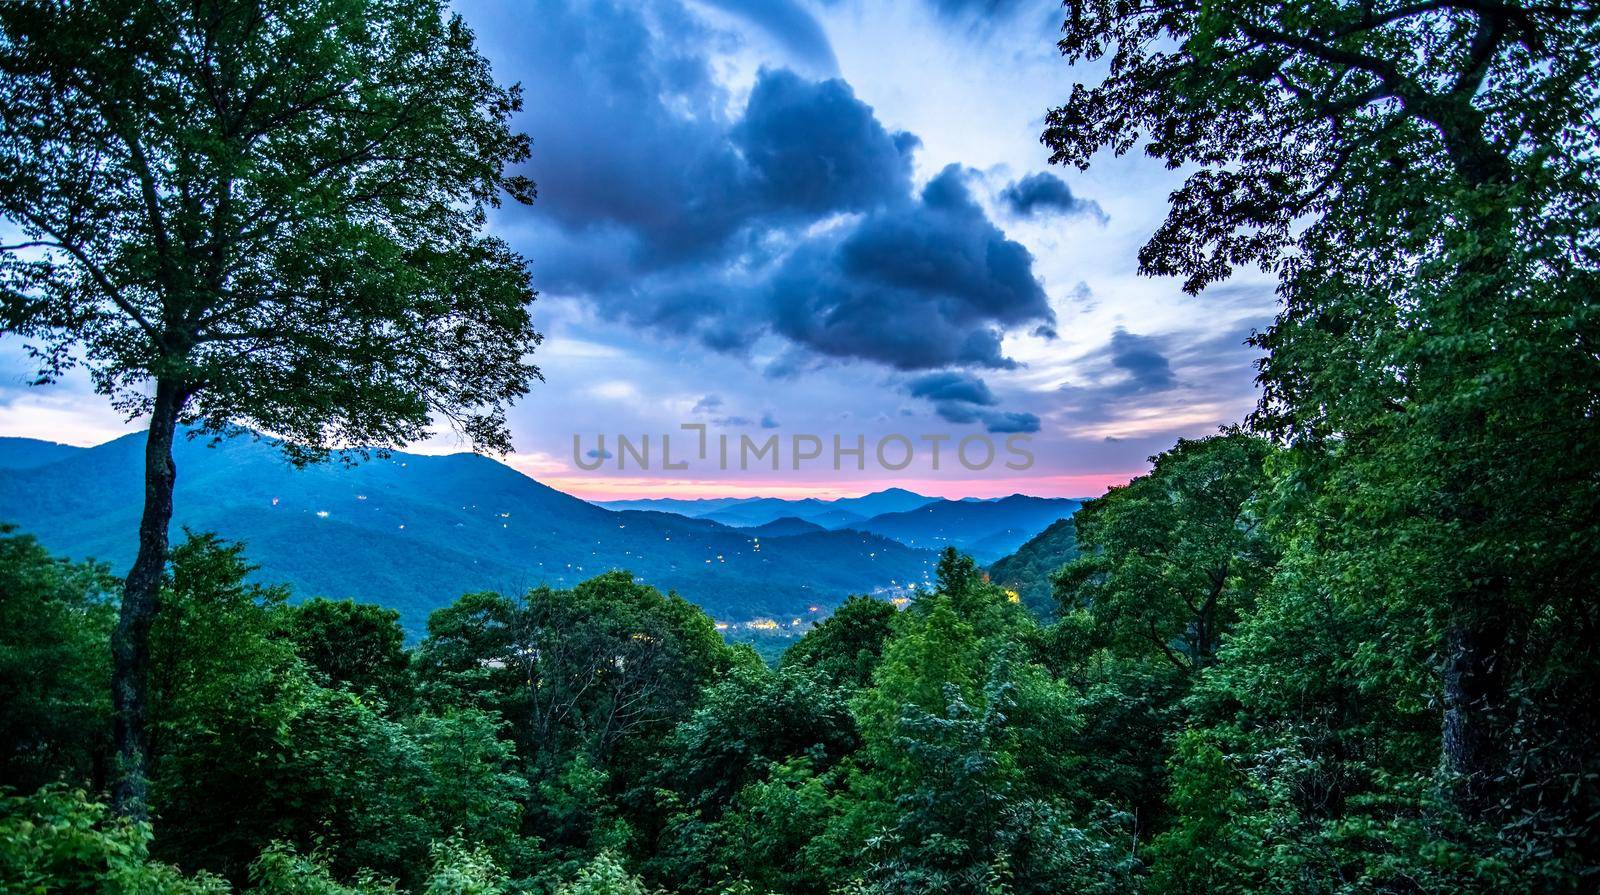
[0,0,1279,501]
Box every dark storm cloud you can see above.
[1057,323,1267,431]
[1108,329,1176,392]
[982,411,1041,433]
[904,370,1040,433]
[495,0,912,290]
[733,70,918,215]
[696,0,839,73]
[907,371,998,406]
[1000,172,1106,220]
[477,0,1052,378]
[768,166,1054,370]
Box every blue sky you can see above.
[0,0,1278,499]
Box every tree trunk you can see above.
[1441,605,1508,816]
[1433,128,1515,821]
[111,379,185,820]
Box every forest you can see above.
[3,423,1596,893]
[2,0,1598,892]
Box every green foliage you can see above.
[555,852,650,895]
[1,0,545,819]
[0,0,541,452]
[285,599,412,709]
[644,663,860,895]
[0,527,115,792]
[781,595,899,689]
[1055,433,1275,674]
[249,844,397,895]
[1048,0,1600,886]
[143,534,529,888]
[985,517,1077,622]
[419,838,508,895]
[0,786,229,895]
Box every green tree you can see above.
[0,527,115,792]
[0,786,230,895]
[145,534,530,887]
[285,598,412,709]
[1043,0,1600,849]
[554,852,650,895]
[1054,433,1275,674]
[644,664,860,894]
[0,0,542,818]
[781,595,899,690]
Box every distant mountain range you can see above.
[596,487,937,528]
[0,435,938,631]
[0,434,1081,632]
[594,488,1081,563]
[849,495,1082,564]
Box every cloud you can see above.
[1000,172,1105,221]
[512,10,914,292]
[692,394,724,413]
[695,0,839,73]
[1108,328,1175,392]
[903,370,1038,433]
[1056,330,1177,424]
[586,448,615,460]
[732,69,915,215]
[760,412,780,428]
[926,0,1038,19]
[483,1,1053,376]
[1055,323,1268,438]
[767,166,1054,370]
[981,411,1041,433]
[907,371,997,406]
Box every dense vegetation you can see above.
[2,424,1595,893]
[2,0,1596,891]
[985,517,1077,620]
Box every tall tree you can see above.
[0,0,542,819]
[1043,0,1599,825]
[1055,433,1275,674]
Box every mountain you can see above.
[829,487,941,519]
[808,508,866,529]
[696,497,832,528]
[0,437,84,470]
[745,516,827,538]
[0,433,937,632]
[987,517,1079,620]
[593,487,937,529]
[590,496,750,515]
[849,495,1082,564]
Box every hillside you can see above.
[744,516,828,537]
[0,437,84,470]
[0,433,937,631]
[595,486,937,528]
[849,494,1082,563]
[987,516,1079,620]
